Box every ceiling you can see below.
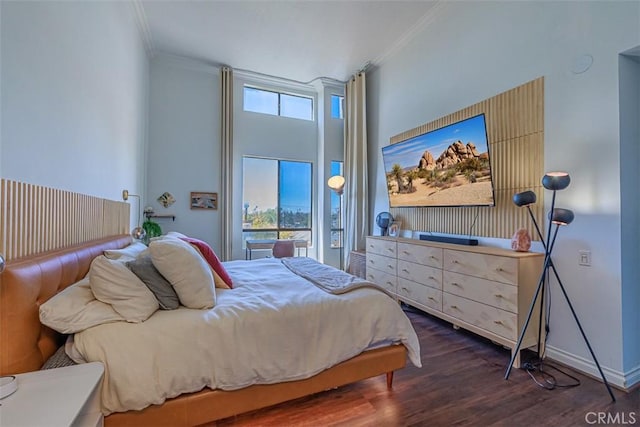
[138,0,439,83]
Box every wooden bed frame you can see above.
[0,235,408,426]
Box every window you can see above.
[330,160,343,248]
[243,86,313,121]
[331,95,344,119]
[242,157,312,248]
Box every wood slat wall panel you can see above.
[0,179,130,261]
[388,78,544,240]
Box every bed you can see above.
[0,234,420,426]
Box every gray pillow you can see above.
[127,254,180,310]
[42,346,77,370]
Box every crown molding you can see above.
[316,78,345,91]
[131,0,155,58]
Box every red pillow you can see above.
[179,237,233,289]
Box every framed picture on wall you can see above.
[190,192,217,210]
[388,221,402,238]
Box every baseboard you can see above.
[545,345,639,390]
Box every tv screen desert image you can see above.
[382,114,494,208]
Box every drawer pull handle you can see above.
[494,320,503,325]
[428,276,435,280]
[451,282,460,287]
[428,296,436,301]
[387,264,394,269]
[450,305,458,309]
[495,294,503,298]
[386,281,394,286]
[387,248,394,251]
[401,287,409,293]
[452,260,459,264]
[369,260,374,263]
[403,250,410,255]
[402,268,409,273]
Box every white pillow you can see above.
[89,256,159,322]
[148,238,216,309]
[165,231,189,239]
[39,277,125,333]
[104,241,148,261]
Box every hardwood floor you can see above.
[215,306,639,426]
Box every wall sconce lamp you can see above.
[327,175,345,195]
[122,190,146,241]
[327,175,345,270]
[506,172,615,402]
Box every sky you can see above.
[243,157,311,213]
[382,114,489,172]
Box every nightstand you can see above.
[0,362,104,427]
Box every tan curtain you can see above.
[220,67,233,261]
[343,72,368,267]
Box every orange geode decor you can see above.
[511,228,532,252]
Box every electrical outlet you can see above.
[579,250,591,266]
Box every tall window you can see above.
[330,95,344,119]
[243,86,314,121]
[242,157,312,248]
[330,160,344,248]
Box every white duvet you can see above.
[72,258,421,415]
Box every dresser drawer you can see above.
[398,278,442,311]
[397,259,442,290]
[397,242,443,268]
[366,252,396,275]
[366,237,397,258]
[443,293,517,340]
[443,271,518,313]
[444,250,518,285]
[366,268,397,295]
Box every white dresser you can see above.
[0,362,104,427]
[366,236,544,367]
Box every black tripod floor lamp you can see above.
[328,175,345,270]
[504,172,616,402]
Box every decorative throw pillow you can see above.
[127,254,180,309]
[148,238,216,309]
[188,244,231,289]
[39,277,126,333]
[179,236,233,289]
[89,256,159,322]
[42,345,77,370]
[103,241,148,261]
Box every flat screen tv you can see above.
[382,114,495,208]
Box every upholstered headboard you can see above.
[0,235,131,375]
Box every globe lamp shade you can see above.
[327,175,345,195]
[513,190,537,207]
[132,226,147,240]
[542,172,571,191]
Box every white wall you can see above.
[619,50,640,378]
[1,1,148,203]
[147,55,221,249]
[367,1,640,387]
[232,73,318,260]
